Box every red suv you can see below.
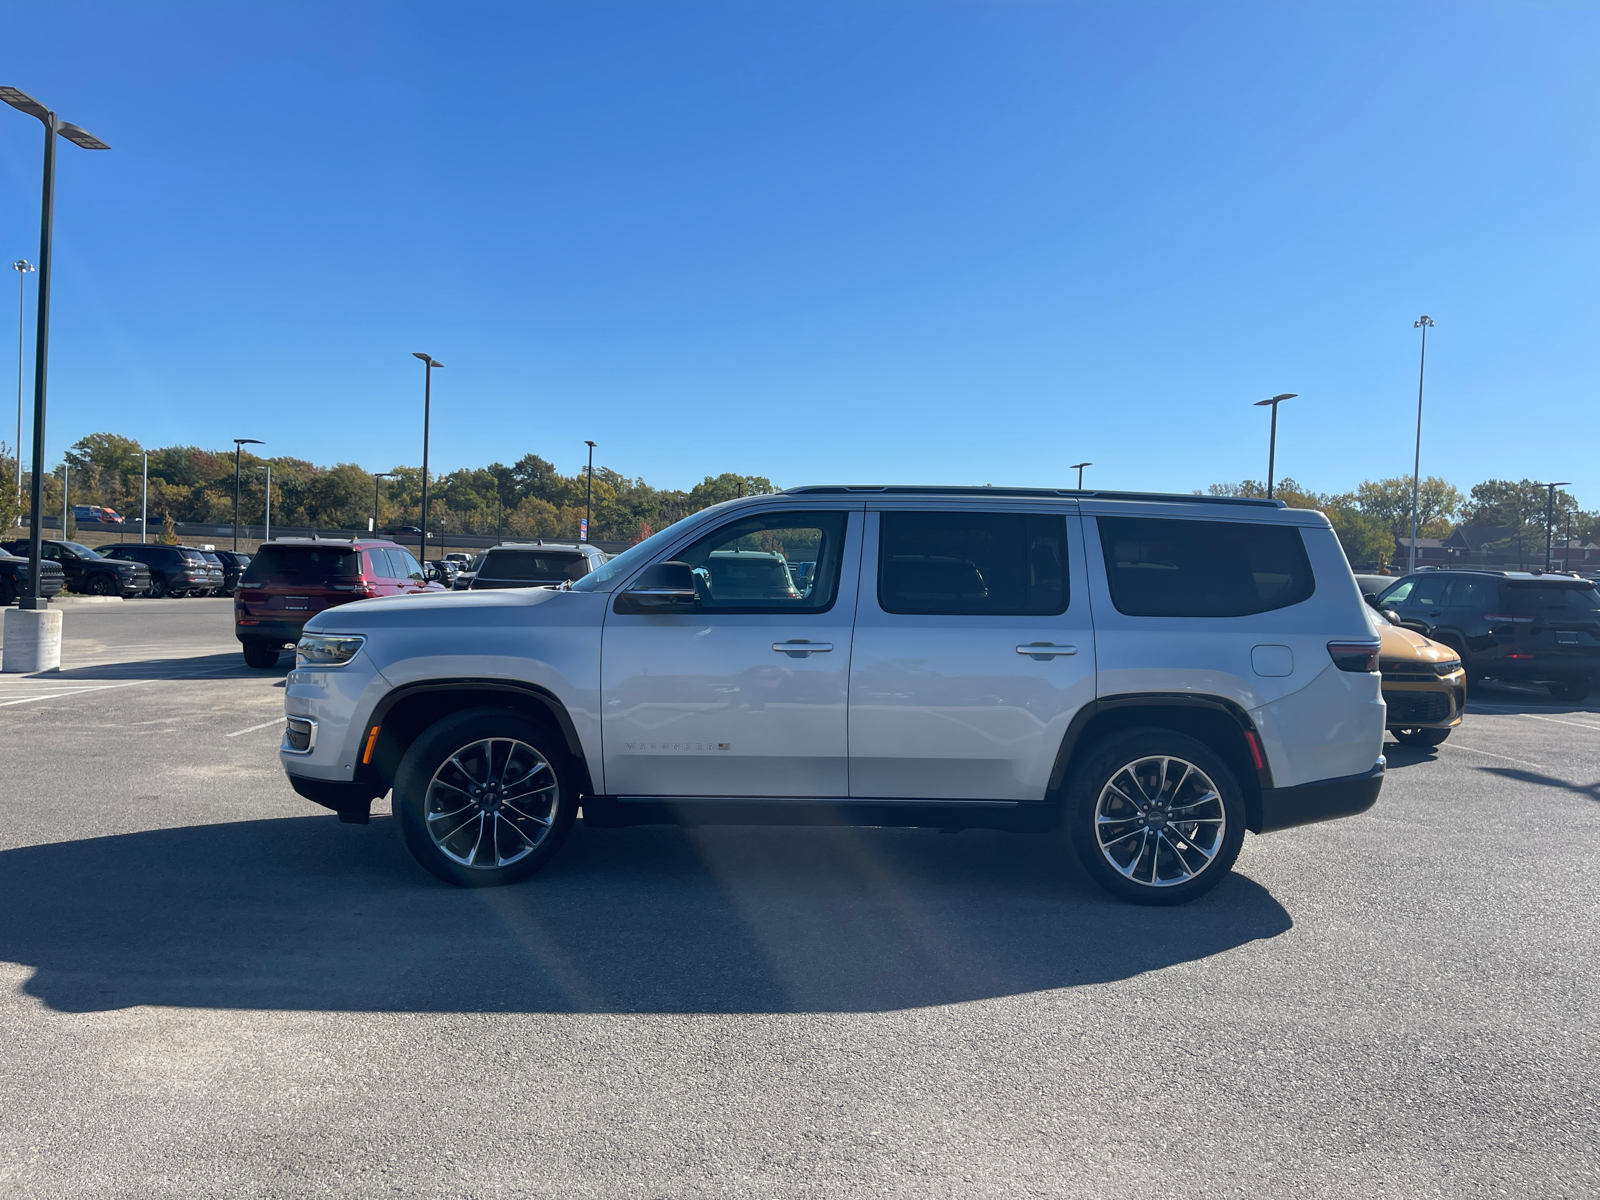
[235,539,446,667]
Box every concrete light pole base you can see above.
[3,606,63,673]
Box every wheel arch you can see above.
[1048,694,1272,834]
[361,680,595,797]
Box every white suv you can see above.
[280,487,1386,905]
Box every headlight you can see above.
[1435,659,1463,676]
[295,634,366,668]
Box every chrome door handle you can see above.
[1016,643,1078,658]
[773,641,833,656]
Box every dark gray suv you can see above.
[467,542,609,590]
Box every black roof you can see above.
[780,485,1283,508]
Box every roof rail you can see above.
[780,485,1285,508]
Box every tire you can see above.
[86,573,118,597]
[1392,726,1451,747]
[241,641,282,668]
[147,574,168,599]
[392,707,578,889]
[1548,679,1592,703]
[1066,728,1246,906]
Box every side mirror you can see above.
[619,561,698,611]
[1362,591,1378,604]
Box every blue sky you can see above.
[1,2,1595,501]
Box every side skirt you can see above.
[580,796,1058,833]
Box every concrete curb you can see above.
[50,596,125,608]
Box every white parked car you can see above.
[281,487,1385,905]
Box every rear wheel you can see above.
[241,641,281,668]
[393,708,577,888]
[1393,726,1451,747]
[1548,679,1592,703]
[1066,728,1246,906]
[86,573,118,597]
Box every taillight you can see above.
[1328,640,1380,672]
[1484,613,1534,624]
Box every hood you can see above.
[303,582,563,632]
[1379,623,1458,665]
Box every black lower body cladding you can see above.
[1257,762,1383,833]
[287,774,386,824]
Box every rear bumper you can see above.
[1258,761,1384,834]
[236,619,306,646]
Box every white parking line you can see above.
[1444,743,1544,769]
[1511,713,1600,731]
[225,718,284,738]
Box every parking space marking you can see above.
[1443,743,1545,769]
[1515,713,1600,732]
[226,718,284,738]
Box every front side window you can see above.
[669,511,849,612]
[1098,516,1314,618]
[878,511,1068,616]
[393,548,426,581]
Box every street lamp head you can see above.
[11,260,33,274]
[0,86,49,121]
[56,122,110,150]
[413,353,442,368]
[585,440,597,449]
[233,438,264,446]
[1255,393,1297,406]
[1415,315,1434,328]
[1070,461,1091,469]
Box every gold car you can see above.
[1379,622,1466,747]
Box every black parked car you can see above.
[210,550,251,595]
[0,548,66,605]
[468,542,608,590]
[0,538,150,597]
[1375,569,1600,700]
[99,544,216,598]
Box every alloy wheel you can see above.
[424,737,560,869]
[1094,755,1226,888]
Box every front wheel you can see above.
[392,708,577,888]
[1066,729,1246,906]
[147,575,168,599]
[1392,726,1451,747]
[87,573,119,596]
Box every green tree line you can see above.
[1204,475,1599,568]
[7,433,774,544]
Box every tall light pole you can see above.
[11,259,32,509]
[1070,461,1091,490]
[232,438,262,551]
[60,462,67,535]
[1,86,110,610]
[1252,394,1297,499]
[263,464,272,543]
[1544,481,1570,572]
[412,353,442,563]
[1408,316,1434,574]
[372,471,396,533]
[583,440,596,542]
[140,450,148,543]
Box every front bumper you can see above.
[1258,760,1384,833]
[1382,672,1466,730]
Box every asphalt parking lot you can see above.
[1,600,1596,1199]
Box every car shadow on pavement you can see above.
[33,651,285,680]
[0,816,1291,1015]
[1479,766,1600,806]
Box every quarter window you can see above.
[878,511,1068,616]
[1097,516,1314,617]
[668,511,848,613]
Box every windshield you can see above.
[62,542,105,560]
[571,521,693,591]
[241,544,361,584]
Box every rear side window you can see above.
[479,551,589,582]
[1504,584,1600,615]
[1097,516,1314,617]
[878,511,1068,616]
[242,545,362,584]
